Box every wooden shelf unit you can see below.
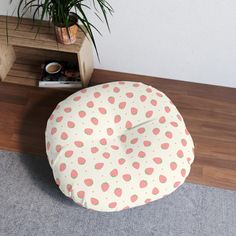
[0,16,94,87]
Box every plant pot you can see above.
[55,24,78,45]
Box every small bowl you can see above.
[45,62,62,74]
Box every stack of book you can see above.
[39,61,82,88]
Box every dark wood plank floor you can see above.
[1,69,236,191]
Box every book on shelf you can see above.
[39,61,82,88]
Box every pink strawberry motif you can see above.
[102,84,109,88]
[146,87,152,93]
[118,81,125,84]
[146,110,153,118]
[71,169,78,179]
[153,157,162,164]
[159,175,167,183]
[151,99,157,106]
[118,158,126,165]
[185,129,190,135]
[161,143,169,150]
[56,145,62,153]
[84,178,93,186]
[55,178,60,186]
[177,114,182,121]
[109,202,117,208]
[170,121,178,127]
[114,188,122,197]
[133,83,140,87]
[174,181,181,188]
[78,157,86,165]
[145,199,151,204]
[143,140,151,147]
[138,151,146,158]
[139,180,147,188]
[87,101,94,108]
[80,88,87,93]
[78,110,86,118]
[113,87,120,93]
[140,95,147,102]
[181,169,186,177]
[187,157,192,164]
[101,182,109,192]
[51,127,57,135]
[165,131,173,139]
[111,145,119,150]
[67,121,75,128]
[46,142,50,151]
[159,116,166,123]
[177,150,184,158]
[103,152,110,159]
[170,162,177,170]
[126,148,133,154]
[138,127,145,134]
[56,116,63,122]
[84,128,93,135]
[91,117,98,125]
[131,107,138,115]
[110,169,118,177]
[126,92,134,98]
[152,187,159,195]
[59,163,66,172]
[73,96,81,101]
[126,121,133,129]
[94,92,101,98]
[61,132,68,140]
[152,128,160,135]
[77,191,85,198]
[107,128,114,136]
[130,194,138,202]
[131,138,138,144]
[100,138,107,145]
[132,162,140,169]
[108,96,115,104]
[49,115,54,121]
[91,147,99,153]
[119,102,126,109]
[120,135,127,143]
[91,198,99,205]
[156,92,163,97]
[123,174,131,182]
[181,139,187,146]
[74,141,84,148]
[114,115,121,123]
[67,184,72,192]
[145,168,154,175]
[165,106,170,113]
[64,107,72,113]
[65,150,73,158]
[95,163,104,169]
[98,107,107,114]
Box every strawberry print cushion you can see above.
[45,81,194,212]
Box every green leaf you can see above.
[9,0,113,60]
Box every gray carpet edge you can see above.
[0,150,236,236]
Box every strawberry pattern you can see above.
[45,81,194,212]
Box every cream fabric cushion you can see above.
[45,81,194,212]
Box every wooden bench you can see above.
[0,16,94,87]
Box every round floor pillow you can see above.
[45,81,194,212]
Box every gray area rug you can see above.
[0,150,235,236]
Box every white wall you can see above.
[2,1,236,88]
[93,0,236,88]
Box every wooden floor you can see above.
[1,69,236,191]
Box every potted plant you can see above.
[10,0,113,56]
